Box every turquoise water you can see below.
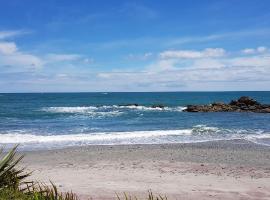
[1,92,270,150]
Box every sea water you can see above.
[0,92,270,150]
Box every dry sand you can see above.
[20,140,270,200]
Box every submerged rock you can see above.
[184,96,270,113]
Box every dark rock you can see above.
[185,105,200,112]
[212,102,225,106]
[261,104,270,109]
[237,96,259,106]
[248,106,257,110]
[183,96,269,113]
[229,100,238,106]
[260,108,270,113]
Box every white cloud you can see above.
[0,30,30,40]
[191,58,226,69]
[160,48,226,59]
[91,64,269,91]
[92,46,270,91]
[2,28,270,92]
[46,54,82,62]
[227,55,270,67]
[93,57,270,91]
[0,42,18,55]
[241,48,255,54]
[0,41,43,69]
[156,47,270,72]
[127,52,153,60]
[95,28,270,50]
[257,46,268,53]
[242,46,268,54]
[0,31,90,72]
[1,53,43,68]
[147,59,179,72]
[56,73,69,78]
[83,58,94,63]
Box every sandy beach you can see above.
[19,140,270,200]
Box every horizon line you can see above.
[1,91,270,94]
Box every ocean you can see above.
[0,92,270,150]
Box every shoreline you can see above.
[20,140,270,199]
[16,136,270,153]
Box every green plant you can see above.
[0,145,31,190]
[116,190,167,200]
[0,145,78,200]
[0,187,29,200]
[24,182,79,200]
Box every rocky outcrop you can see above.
[184,96,270,113]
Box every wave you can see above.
[42,106,98,113]
[1,126,270,148]
[117,105,186,111]
[0,129,192,144]
[41,107,123,117]
[41,105,187,114]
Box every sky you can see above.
[0,0,270,92]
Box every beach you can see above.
[2,0,270,199]
[20,140,270,200]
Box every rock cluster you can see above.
[184,96,270,113]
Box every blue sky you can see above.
[0,0,270,92]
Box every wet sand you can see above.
[20,140,270,200]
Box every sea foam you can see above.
[1,126,269,148]
[41,105,187,114]
[0,129,192,144]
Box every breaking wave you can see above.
[41,106,123,117]
[41,105,187,115]
[1,125,269,150]
[0,129,191,144]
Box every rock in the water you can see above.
[260,108,270,113]
[183,96,270,113]
[185,105,200,112]
[237,96,259,106]
[212,102,225,106]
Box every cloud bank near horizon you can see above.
[0,28,270,92]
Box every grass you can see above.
[0,145,167,200]
[0,145,31,190]
[0,145,78,200]
[116,191,167,200]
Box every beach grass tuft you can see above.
[0,145,31,190]
[0,145,78,200]
[116,190,167,200]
